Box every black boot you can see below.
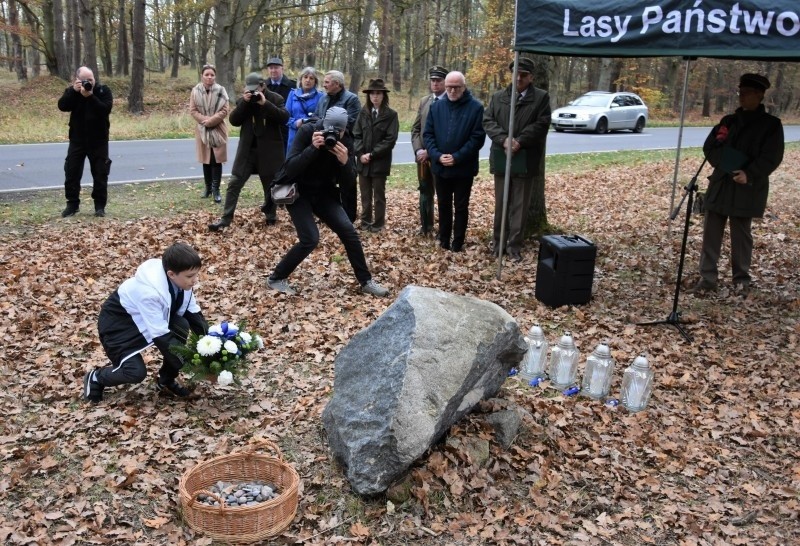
[211,164,222,203]
[208,219,230,232]
[202,164,213,198]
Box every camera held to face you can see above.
[247,90,261,100]
[81,80,93,91]
[322,127,340,149]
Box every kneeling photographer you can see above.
[267,106,389,298]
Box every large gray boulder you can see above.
[322,285,527,495]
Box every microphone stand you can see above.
[637,157,708,343]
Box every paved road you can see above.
[1,126,798,193]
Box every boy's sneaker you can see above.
[361,280,389,297]
[83,369,104,403]
[156,377,191,398]
[267,277,297,295]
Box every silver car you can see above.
[551,91,648,134]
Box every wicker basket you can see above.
[179,440,300,544]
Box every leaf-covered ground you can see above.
[1,151,799,545]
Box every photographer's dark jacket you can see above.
[229,89,289,180]
[702,104,784,218]
[57,83,113,146]
[353,106,399,177]
[282,122,356,196]
[483,84,551,176]
[98,259,207,366]
[423,89,485,179]
[315,89,361,132]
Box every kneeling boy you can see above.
[83,242,208,403]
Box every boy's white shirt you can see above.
[117,258,200,343]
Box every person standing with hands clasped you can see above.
[423,71,485,252]
[483,57,551,262]
[410,65,448,237]
[83,242,209,403]
[353,78,399,233]
[190,64,229,203]
[208,73,288,231]
[689,73,784,298]
[58,66,113,218]
[266,107,390,298]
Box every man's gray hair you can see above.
[325,70,345,88]
[297,67,319,88]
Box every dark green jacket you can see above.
[702,104,784,218]
[483,85,551,176]
[353,106,399,177]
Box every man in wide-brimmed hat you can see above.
[689,73,784,299]
[353,78,399,233]
[483,57,551,262]
[411,65,448,237]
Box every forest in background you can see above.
[1,0,798,116]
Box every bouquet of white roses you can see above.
[171,321,263,385]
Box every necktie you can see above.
[373,110,378,120]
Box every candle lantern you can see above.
[519,324,549,382]
[548,331,579,389]
[620,355,654,412]
[581,342,615,399]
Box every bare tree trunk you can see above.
[67,0,80,69]
[170,11,182,78]
[391,4,401,91]
[79,0,97,73]
[98,3,113,76]
[115,0,129,76]
[43,0,71,79]
[702,65,712,117]
[212,0,273,95]
[378,0,390,76]
[153,0,165,71]
[9,0,28,81]
[350,0,376,92]
[128,0,145,114]
[596,58,613,91]
[23,8,40,77]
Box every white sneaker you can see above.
[361,280,389,297]
[267,277,297,295]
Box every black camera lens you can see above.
[81,80,93,91]
[322,127,340,149]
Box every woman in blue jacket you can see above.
[285,67,321,152]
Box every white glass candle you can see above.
[621,355,654,412]
[548,332,579,389]
[519,324,549,382]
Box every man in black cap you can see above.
[483,57,551,262]
[410,65,448,236]
[265,57,296,149]
[689,73,784,298]
[208,72,289,231]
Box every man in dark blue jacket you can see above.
[423,71,485,252]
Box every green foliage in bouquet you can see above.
[170,321,263,385]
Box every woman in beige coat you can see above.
[189,64,229,202]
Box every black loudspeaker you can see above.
[535,235,596,307]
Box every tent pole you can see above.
[496,51,520,279]
[669,57,693,215]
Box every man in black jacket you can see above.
[57,66,113,217]
[265,57,296,149]
[266,107,389,298]
[208,73,289,231]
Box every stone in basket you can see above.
[179,439,300,543]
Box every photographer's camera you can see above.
[322,127,340,149]
[81,80,93,91]
[248,90,261,100]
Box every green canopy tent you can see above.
[495,0,799,277]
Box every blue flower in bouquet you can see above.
[171,321,262,384]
